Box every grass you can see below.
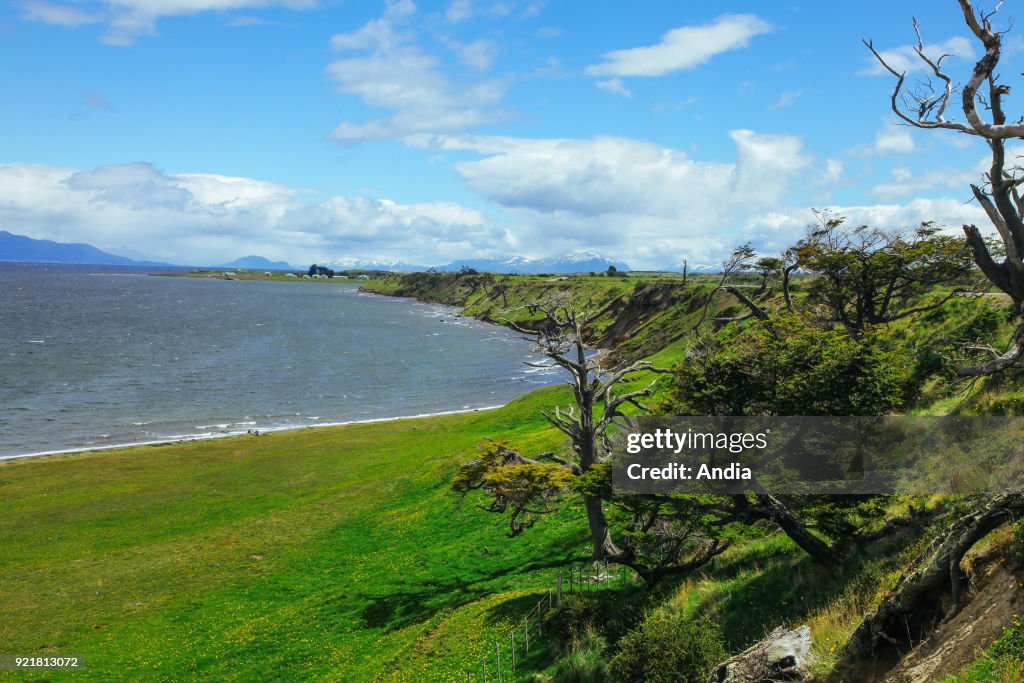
[0,386,591,681]
[7,272,1024,681]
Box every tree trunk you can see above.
[708,625,813,683]
[846,491,1024,661]
[584,495,620,561]
[756,494,841,569]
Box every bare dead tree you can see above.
[866,0,1024,374]
[503,299,671,560]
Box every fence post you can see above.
[482,657,487,683]
[496,642,501,682]
[548,588,552,609]
[524,617,529,654]
[511,632,515,671]
[557,571,562,604]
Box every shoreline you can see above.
[0,404,504,463]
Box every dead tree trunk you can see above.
[866,1,1024,375]
[846,490,1024,661]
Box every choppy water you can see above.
[0,264,559,458]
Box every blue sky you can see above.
[0,0,1014,268]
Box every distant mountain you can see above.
[661,260,721,274]
[329,252,631,274]
[0,230,175,267]
[327,257,430,272]
[216,255,294,271]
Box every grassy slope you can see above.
[362,272,714,362]
[0,387,591,682]
[5,273,1022,681]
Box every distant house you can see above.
[286,273,298,278]
[222,272,236,279]
[357,274,370,280]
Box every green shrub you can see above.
[607,613,726,683]
[545,592,648,654]
[552,629,610,683]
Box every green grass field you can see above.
[0,386,594,681]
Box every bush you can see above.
[545,592,648,655]
[607,613,726,683]
[552,629,610,683]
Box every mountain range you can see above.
[0,230,176,267]
[215,255,294,271]
[0,230,635,274]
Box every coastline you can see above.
[0,404,504,463]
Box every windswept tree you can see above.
[701,218,977,338]
[452,299,728,583]
[866,0,1024,374]
[792,215,977,334]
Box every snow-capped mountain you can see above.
[661,260,721,273]
[326,252,631,274]
[327,257,430,271]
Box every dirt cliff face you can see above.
[836,545,1024,683]
[590,282,703,359]
[371,272,710,362]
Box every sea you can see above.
[0,263,561,459]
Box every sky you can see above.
[0,0,1018,268]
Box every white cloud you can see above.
[327,5,511,141]
[863,120,916,155]
[585,14,773,78]
[456,38,499,70]
[18,0,319,44]
[0,162,504,266]
[861,36,975,76]
[745,198,989,254]
[824,158,843,183]
[17,0,100,26]
[444,0,543,22]
[406,129,811,267]
[445,0,473,22]
[771,89,803,110]
[595,78,632,98]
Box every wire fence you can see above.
[462,562,637,682]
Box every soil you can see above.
[836,546,1023,682]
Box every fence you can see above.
[462,562,636,682]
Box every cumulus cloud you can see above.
[745,198,989,254]
[0,162,502,266]
[406,129,812,267]
[455,38,499,70]
[17,0,318,45]
[585,14,773,78]
[859,120,917,155]
[327,3,511,141]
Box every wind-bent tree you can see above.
[704,218,976,339]
[866,0,1024,374]
[792,215,976,335]
[683,219,973,569]
[453,299,727,583]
